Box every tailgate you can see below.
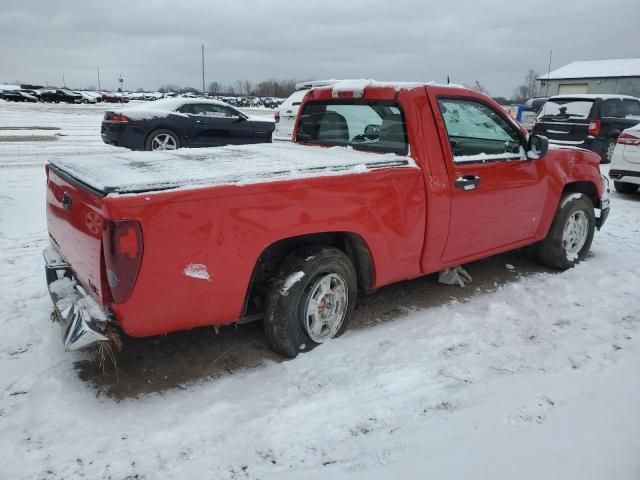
[46,165,108,305]
[534,119,590,144]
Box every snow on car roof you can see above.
[122,97,230,112]
[549,94,640,101]
[0,84,22,91]
[538,58,640,80]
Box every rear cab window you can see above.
[296,100,409,155]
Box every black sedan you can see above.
[101,98,276,151]
[0,90,39,102]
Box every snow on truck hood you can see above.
[49,143,416,195]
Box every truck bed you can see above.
[49,143,415,195]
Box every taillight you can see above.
[103,220,143,303]
[274,111,280,123]
[588,119,601,136]
[105,113,129,123]
[617,132,640,145]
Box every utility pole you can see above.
[62,74,66,88]
[545,50,552,98]
[118,74,124,105]
[97,66,101,92]
[201,44,205,95]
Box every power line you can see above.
[277,3,640,53]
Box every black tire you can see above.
[601,138,615,164]
[537,193,596,270]
[614,181,639,194]
[264,246,357,358]
[145,129,180,151]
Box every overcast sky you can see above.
[1,0,638,97]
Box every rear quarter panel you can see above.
[105,167,425,337]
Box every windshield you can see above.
[538,99,594,120]
[296,100,408,155]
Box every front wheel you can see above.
[537,193,595,270]
[614,181,639,194]
[264,247,357,358]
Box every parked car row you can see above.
[0,88,128,104]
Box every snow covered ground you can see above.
[1,101,639,479]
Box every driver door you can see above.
[186,104,253,146]
[436,97,548,262]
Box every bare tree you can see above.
[242,80,254,96]
[512,70,540,103]
[159,84,181,93]
[207,81,221,95]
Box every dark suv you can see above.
[533,94,640,163]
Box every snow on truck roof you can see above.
[49,143,417,195]
[308,79,468,97]
[538,58,640,80]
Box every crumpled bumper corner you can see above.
[44,245,109,351]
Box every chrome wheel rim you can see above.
[562,210,588,257]
[303,273,348,343]
[151,133,177,151]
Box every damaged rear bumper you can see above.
[596,198,610,230]
[44,245,110,351]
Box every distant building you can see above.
[537,58,640,97]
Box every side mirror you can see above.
[527,134,549,159]
[231,115,246,123]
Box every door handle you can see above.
[454,175,481,191]
[195,120,205,124]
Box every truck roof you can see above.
[311,79,470,96]
[49,143,416,195]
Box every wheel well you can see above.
[562,181,598,207]
[242,232,374,318]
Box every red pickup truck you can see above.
[44,81,610,357]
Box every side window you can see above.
[603,99,623,118]
[622,100,640,119]
[186,104,238,117]
[437,99,523,162]
[176,104,195,114]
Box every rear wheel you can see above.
[601,138,616,164]
[264,247,357,358]
[537,193,595,270]
[145,129,180,151]
[614,181,639,194]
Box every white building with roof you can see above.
[537,58,640,97]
